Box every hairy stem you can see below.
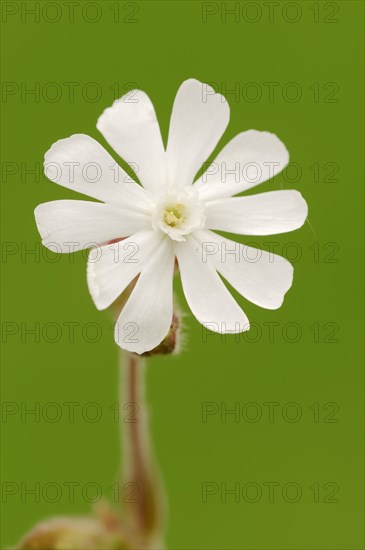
[120,351,165,549]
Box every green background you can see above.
[1,1,364,548]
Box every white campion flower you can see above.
[35,79,308,354]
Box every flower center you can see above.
[163,203,186,228]
[151,188,206,242]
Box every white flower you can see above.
[35,79,308,354]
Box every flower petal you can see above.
[166,79,230,188]
[97,90,167,193]
[206,190,308,235]
[195,230,294,310]
[35,200,150,252]
[195,130,289,201]
[174,236,249,333]
[114,237,175,354]
[44,134,150,208]
[87,230,162,311]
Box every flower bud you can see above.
[14,517,128,550]
[142,312,180,357]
